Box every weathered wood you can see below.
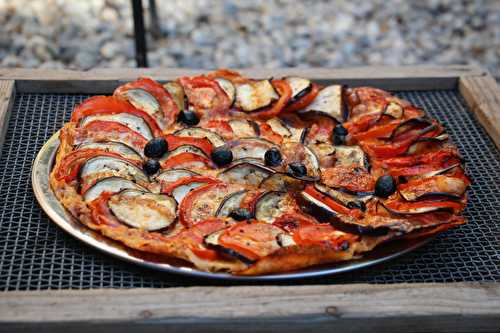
[0,283,499,333]
[0,65,485,93]
[0,80,15,155]
[459,73,500,149]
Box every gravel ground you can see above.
[0,0,499,79]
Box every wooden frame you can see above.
[0,65,499,332]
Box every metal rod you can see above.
[131,0,148,67]
[148,0,162,39]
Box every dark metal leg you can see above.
[148,0,162,39]
[131,0,148,67]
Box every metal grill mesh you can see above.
[0,90,498,290]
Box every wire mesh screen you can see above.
[0,90,498,291]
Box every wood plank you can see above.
[0,283,499,333]
[0,80,15,156]
[459,73,500,149]
[0,65,485,94]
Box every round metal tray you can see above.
[32,132,432,281]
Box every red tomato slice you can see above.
[206,69,251,84]
[321,166,375,193]
[71,95,162,136]
[160,152,214,169]
[219,221,284,261]
[89,192,123,228]
[178,76,232,117]
[169,217,232,260]
[202,120,234,140]
[258,122,283,144]
[293,223,358,249]
[114,77,180,127]
[164,134,214,156]
[352,120,401,141]
[283,83,320,113]
[272,212,317,233]
[55,148,141,182]
[77,120,148,153]
[384,199,464,214]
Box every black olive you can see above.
[375,175,396,198]
[178,110,200,126]
[143,159,160,175]
[229,208,253,221]
[144,138,168,159]
[287,162,307,177]
[264,148,282,167]
[347,201,366,211]
[334,124,348,136]
[339,240,350,251]
[211,146,233,167]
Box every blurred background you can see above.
[0,0,499,79]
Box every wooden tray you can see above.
[0,65,499,332]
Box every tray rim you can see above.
[32,131,434,281]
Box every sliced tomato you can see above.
[372,148,460,169]
[178,75,232,117]
[77,120,148,152]
[272,212,317,233]
[170,217,232,260]
[114,77,180,127]
[161,152,214,169]
[162,175,220,195]
[206,69,251,84]
[202,119,234,140]
[89,192,123,228]
[55,148,141,182]
[164,134,214,156]
[246,79,293,119]
[384,199,464,214]
[218,221,283,261]
[321,165,375,193]
[303,185,361,218]
[344,113,382,135]
[293,223,358,249]
[302,115,336,143]
[352,120,401,142]
[258,122,283,144]
[284,83,320,113]
[70,95,162,136]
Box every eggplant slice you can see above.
[155,169,199,183]
[163,81,186,111]
[314,183,373,206]
[77,141,143,160]
[383,102,404,119]
[218,162,275,187]
[285,77,312,102]
[259,173,305,192]
[163,144,208,160]
[301,85,343,122]
[228,119,259,138]
[79,113,154,141]
[334,145,367,168]
[298,190,338,221]
[83,176,146,203]
[214,78,236,105]
[282,143,321,181]
[216,190,249,217]
[118,88,162,120]
[266,118,292,138]
[254,191,292,223]
[80,156,149,190]
[170,179,212,204]
[174,127,225,147]
[227,138,278,161]
[204,229,256,265]
[108,189,177,231]
[236,80,279,112]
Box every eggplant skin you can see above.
[297,191,338,222]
